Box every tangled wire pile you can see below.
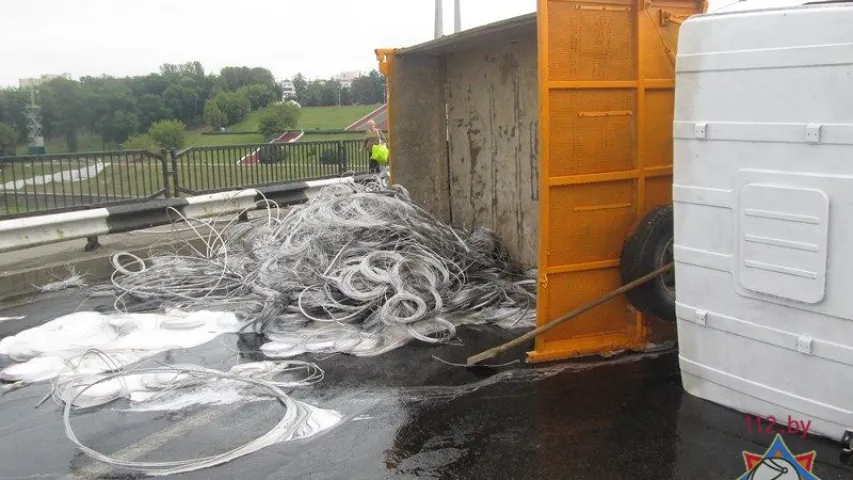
[107,173,536,356]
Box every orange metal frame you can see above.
[374,48,397,183]
[374,2,705,364]
[530,0,705,363]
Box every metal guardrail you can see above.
[0,176,360,255]
[0,150,168,219]
[0,139,370,220]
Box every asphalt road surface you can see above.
[1,289,851,479]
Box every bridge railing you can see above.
[172,140,369,196]
[0,139,369,219]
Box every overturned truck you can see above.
[376,0,705,363]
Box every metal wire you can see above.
[105,172,537,356]
[61,360,336,476]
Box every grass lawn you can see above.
[299,132,366,143]
[181,105,378,147]
[297,104,379,130]
[184,131,265,147]
[14,134,106,156]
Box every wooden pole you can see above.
[465,262,674,366]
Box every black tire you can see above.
[620,204,676,322]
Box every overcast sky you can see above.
[0,0,799,87]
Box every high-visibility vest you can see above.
[371,143,389,163]
[368,130,389,163]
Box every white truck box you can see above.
[673,1,853,442]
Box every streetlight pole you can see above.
[454,0,461,33]
[435,0,443,39]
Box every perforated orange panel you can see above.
[549,90,636,176]
[530,0,705,363]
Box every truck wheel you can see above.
[620,204,676,323]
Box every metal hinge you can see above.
[796,335,813,355]
[805,123,822,144]
[693,309,707,326]
[660,10,689,26]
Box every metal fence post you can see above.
[161,148,172,198]
[84,236,101,252]
[170,149,179,197]
[337,141,345,175]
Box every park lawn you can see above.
[297,104,379,130]
[230,111,262,131]
[183,105,377,147]
[184,131,265,147]
[13,133,106,156]
[298,132,366,143]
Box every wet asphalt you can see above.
[1,290,852,480]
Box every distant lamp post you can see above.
[454,0,461,33]
[435,0,443,38]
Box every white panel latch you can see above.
[693,309,707,326]
[805,123,821,144]
[694,122,707,139]
[797,335,813,354]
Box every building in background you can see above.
[335,70,362,89]
[279,79,297,100]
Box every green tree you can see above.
[237,84,276,110]
[213,91,250,125]
[350,70,386,105]
[39,78,93,150]
[162,83,200,124]
[302,81,324,107]
[350,76,372,105]
[127,73,170,97]
[84,78,137,144]
[137,94,172,129]
[216,66,278,96]
[367,70,386,103]
[0,122,16,156]
[203,100,227,128]
[340,87,353,106]
[148,119,187,150]
[122,133,157,152]
[0,89,30,143]
[292,73,307,103]
[115,110,141,143]
[257,103,301,138]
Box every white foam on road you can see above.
[0,309,243,383]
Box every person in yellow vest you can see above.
[363,120,389,173]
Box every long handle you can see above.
[465,262,674,366]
